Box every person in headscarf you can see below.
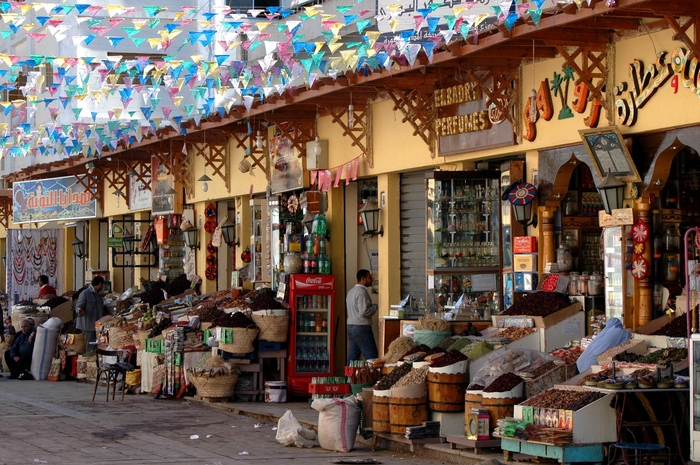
[576,318,631,373]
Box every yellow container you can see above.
[125,369,142,386]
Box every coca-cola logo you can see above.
[305,277,323,284]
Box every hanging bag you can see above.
[212,215,228,248]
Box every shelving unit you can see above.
[162,228,185,279]
[250,199,271,284]
[426,171,502,317]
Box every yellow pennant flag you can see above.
[190,55,204,64]
[108,74,119,85]
[314,42,325,54]
[452,7,466,17]
[173,95,184,108]
[387,4,402,13]
[147,38,162,49]
[174,12,186,21]
[321,14,336,21]
[304,6,322,17]
[20,5,32,14]
[176,77,185,91]
[228,41,241,51]
[389,18,399,32]
[330,23,342,36]
[132,19,148,30]
[474,13,489,27]
[365,31,381,47]
[22,24,34,31]
[339,49,356,65]
[328,41,344,54]
[91,91,102,103]
[256,22,271,31]
[113,108,123,119]
[1,14,18,24]
[105,5,124,17]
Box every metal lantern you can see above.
[72,237,87,258]
[302,210,315,235]
[503,182,538,228]
[597,170,626,215]
[221,221,237,246]
[358,199,384,237]
[183,228,200,250]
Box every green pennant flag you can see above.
[321,31,335,44]
[72,107,82,119]
[132,37,147,47]
[300,58,313,74]
[148,18,161,29]
[444,15,457,31]
[336,5,353,13]
[122,27,140,38]
[356,19,371,34]
[312,51,325,70]
[184,104,195,117]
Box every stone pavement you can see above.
[0,378,467,465]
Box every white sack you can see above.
[275,410,316,448]
[312,396,361,453]
[31,326,59,380]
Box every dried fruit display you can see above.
[650,317,687,337]
[430,350,468,368]
[375,362,413,390]
[497,327,535,342]
[521,388,605,410]
[550,346,583,365]
[500,292,572,317]
[483,372,523,393]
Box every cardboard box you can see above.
[524,363,567,399]
[595,338,647,364]
[514,254,538,272]
[514,272,538,291]
[633,311,687,348]
[493,301,583,329]
[514,236,538,254]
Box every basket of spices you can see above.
[211,311,259,354]
[188,356,241,399]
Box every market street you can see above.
[0,378,445,465]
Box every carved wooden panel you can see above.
[466,69,517,125]
[74,173,102,208]
[323,102,372,167]
[665,16,700,60]
[0,196,12,228]
[556,45,607,109]
[192,141,230,193]
[123,160,151,191]
[562,216,600,228]
[151,143,195,199]
[273,121,316,158]
[386,89,436,157]
[231,131,269,177]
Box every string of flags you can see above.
[0,0,605,159]
[311,156,360,191]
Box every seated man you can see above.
[4,319,36,379]
[38,275,57,298]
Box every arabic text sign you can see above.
[13,176,96,224]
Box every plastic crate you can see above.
[259,341,283,351]
[308,383,350,395]
[145,338,163,353]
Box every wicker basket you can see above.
[251,313,289,342]
[109,326,136,348]
[189,372,239,398]
[218,326,259,354]
[62,333,86,354]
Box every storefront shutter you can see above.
[400,171,429,301]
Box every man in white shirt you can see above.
[346,269,378,364]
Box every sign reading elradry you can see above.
[13,176,96,224]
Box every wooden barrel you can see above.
[373,392,391,433]
[389,396,428,435]
[481,396,522,432]
[427,372,468,412]
[464,392,483,435]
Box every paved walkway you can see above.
[0,378,461,465]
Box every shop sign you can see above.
[598,207,634,227]
[12,175,96,224]
[107,237,124,248]
[614,47,700,127]
[151,155,177,215]
[129,172,151,211]
[436,77,515,156]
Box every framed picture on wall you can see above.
[579,127,641,182]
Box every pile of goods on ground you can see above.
[500,292,572,318]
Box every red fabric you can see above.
[39,285,57,297]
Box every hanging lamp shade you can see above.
[597,170,626,215]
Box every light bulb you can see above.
[529,89,537,123]
[201,182,209,192]
[347,104,354,129]
[314,136,322,157]
[255,130,263,149]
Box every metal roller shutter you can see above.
[400,171,429,300]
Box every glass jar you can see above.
[665,254,679,282]
[283,252,303,274]
[588,272,602,296]
[557,245,573,273]
[563,192,579,216]
[578,272,589,296]
[564,231,578,250]
[665,224,680,252]
[569,272,580,296]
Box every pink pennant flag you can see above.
[310,170,317,186]
[161,106,172,119]
[317,170,325,189]
[351,158,359,180]
[346,161,352,185]
[107,110,114,120]
[334,164,343,188]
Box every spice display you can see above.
[521,388,605,410]
[613,352,640,363]
[350,365,381,385]
[596,339,642,361]
[429,350,468,368]
[187,305,225,323]
[466,341,494,360]
[550,346,583,365]
[226,296,252,309]
[468,384,484,391]
[483,372,523,393]
[245,288,285,310]
[167,274,192,297]
[393,365,430,388]
[416,314,450,332]
[403,344,433,358]
[209,311,255,329]
[650,316,687,337]
[43,296,68,309]
[202,289,238,302]
[526,361,558,378]
[148,318,172,338]
[500,292,572,317]
[382,337,416,364]
[436,337,457,350]
[497,327,536,342]
[637,348,687,365]
[375,362,413,390]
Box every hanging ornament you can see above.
[631,257,648,280]
[633,242,645,255]
[632,220,648,243]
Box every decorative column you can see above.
[539,206,557,268]
[636,200,653,328]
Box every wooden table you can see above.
[497,435,604,464]
[579,386,689,465]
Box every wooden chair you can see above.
[92,348,131,402]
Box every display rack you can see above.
[250,198,271,284]
[162,228,185,279]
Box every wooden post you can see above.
[636,200,653,328]
[539,206,557,268]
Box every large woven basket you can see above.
[62,333,86,354]
[251,313,289,342]
[109,327,136,348]
[218,326,259,354]
[189,372,239,398]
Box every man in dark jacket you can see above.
[4,319,36,378]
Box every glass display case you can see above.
[689,333,700,461]
[426,171,502,315]
[603,226,624,321]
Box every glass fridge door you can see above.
[603,227,624,321]
[293,293,331,374]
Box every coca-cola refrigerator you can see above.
[287,274,335,396]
